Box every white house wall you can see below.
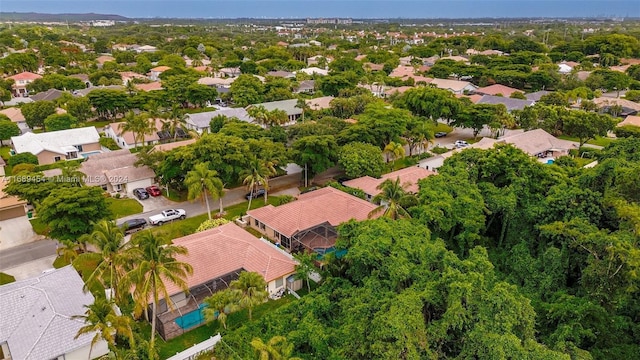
[59,340,109,360]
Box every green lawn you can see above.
[30,218,49,235]
[1,146,13,175]
[434,123,454,133]
[107,197,143,218]
[87,120,113,128]
[0,272,16,285]
[164,188,189,202]
[134,196,283,241]
[150,295,296,359]
[557,135,615,147]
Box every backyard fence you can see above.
[165,333,222,360]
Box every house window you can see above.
[54,156,61,162]
[274,231,281,240]
[275,278,283,288]
[260,222,266,230]
[101,184,108,191]
[74,145,83,152]
[254,219,259,226]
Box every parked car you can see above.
[133,188,149,200]
[434,132,447,138]
[245,189,266,200]
[145,185,162,197]
[121,218,147,234]
[149,209,187,226]
[455,140,470,148]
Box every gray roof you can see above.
[80,149,155,186]
[11,127,100,156]
[295,80,315,92]
[30,89,66,102]
[525,90,551,101]
[477,95,535,112]
[249,99,302,116]
[0,266,106,360]
[186,108,254,130]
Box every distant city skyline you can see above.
[1,1,639,19]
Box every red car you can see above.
[145,185,162,197]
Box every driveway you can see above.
[134,193,175,213]
[0,217,43,252]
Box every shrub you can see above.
[11,163,36,175]
[99,136,121,150]
[115,193,121,199]
[8,152,38,166]
[327,181,366,200]
[196,218,230,232]
[274,195,295,205]
[614,125,640,138]
[430,146,449,155]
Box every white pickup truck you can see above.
[148,209,187,226]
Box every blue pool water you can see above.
[175,303,209,330]
[81,151,102,158]
[314,247,347,260]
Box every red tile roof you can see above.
[165,223,298,295]
[343,166,436,197]
[135,81,163,91]
[6,71,42,81]
[247,187,378,237]
[475,84,523,97]
[150,66,171,72]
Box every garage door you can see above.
[0,206,26,221]
[125,178,154,194]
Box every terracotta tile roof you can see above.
[621,58,640,65]
[305,96,334,110]
[151,138,196,152]
[247,187,378,238]
[134,82,163,91]
[457,94,483,103]
[384,86,413,96]
[475,84,523,97]
[389,65,416,78]
[166,223,298,296]
[343,166,435,197]
[618,115,640,127]
[6,71,42,81]
[0,107,25,122]
[149,66,171,72]
[363,63,384,71]
[499,128,577,155]
[95,55,115,64]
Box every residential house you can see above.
[295,80,316,94]
[151,138,196,153]
[423,55,440,66]
[558,61,579,74]
[136,45,158,53]
[197,77,235,87]
[148,66,171,81]
[81,149,156,195]
[474,84,523,98]
[30,88,66,102]
[343,166,436,201]
[305,96,334,111]
[119,71,147,84]
[430,78,478,95]
[246,99,302,125]
[307,55,331,67]
[525,90,551,101]
[0,107,29,134]
[11,127,101,165]
[69,74,92,88]
[363,63,385,72]
[104,118,166,149]
[296,67,329,76]
[5,72,42,97]
[216,67,241,78]
[0,177,27,220]
[592,97,640,116]
[246,187,378,252]
[0,265,110,360]
[95,55,116,67]
[153,223,301,340]
[185,108,254,133]
[618,115,640,128]
[266,70,295,79]
[477,95,535,112]
[135,82,163,92]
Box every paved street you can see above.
[0,238,58,271]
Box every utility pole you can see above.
[304,163,308,188]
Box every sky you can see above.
[0,1,638,19]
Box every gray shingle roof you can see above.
[477,95,535,112]
[0,266,106,360]
[525,90,551,101]
[186,108,254,130]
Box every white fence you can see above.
[165,333,221,360]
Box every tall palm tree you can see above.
[121,111,156,149]
[203,289,238,330]
[293,252,316,293]
[230,271,268,321]
[295,98,309,122]
[73,297,135,359]
[250,336,302,360]
[125,232,192,354]
[267,109,288,127]
[163,105,188,140]
[241,157,271,212]
[185,162,224,220]
[383,141,405,163]
[56,239,82,264]
[368,177,413,220]
[73,220,132,304]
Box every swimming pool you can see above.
[81,151,102,158]
[175,303,209,330]
[314,247,347,260]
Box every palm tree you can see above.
[295,98,309,122]
[293,252,316,293]
[124,81,136,96]
[125,232,193,353]
[56,239,82,264]
[368,177,413,220]
[383,141,405,163]
[230,271,268,321]
[59,160,85,186]
[163,105,188,140]
[247,105,270,128]
[121,111,155,149]
[73,220,132,304]
[241,157,271,212]
[203,289,238,330]
[267,109,289,127]
[73,297,135,359]
[250,336,302,360]
[185,162,224,220]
